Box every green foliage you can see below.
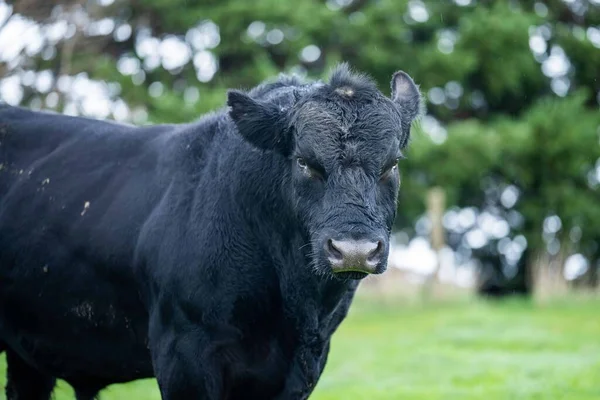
[456,3,545,109]
[400,91,600,260]
[3,0,600,287]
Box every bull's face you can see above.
[289,100,404,280]
[228,64,422,280]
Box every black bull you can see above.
[0,64,421,399]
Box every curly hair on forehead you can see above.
[328,63,379,93]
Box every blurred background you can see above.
[0,0,599,399]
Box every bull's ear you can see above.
[391,71,422,124]
[390,71,423,148]
[227,90,291,156]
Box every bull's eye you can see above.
[297,157,308,169]
[380,158,400,180]
[296,157,323,180]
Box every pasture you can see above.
[1,295,599,399]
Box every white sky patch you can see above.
[542,46,571,78]
[586,27,600,49]
[529,34,547,55]
[143,55,161,72]
[388,237,438,275]
[445,81,463,99]
[148,81,164,98]
[551,76,570,97]
[389,238,476,288]
[443,209,460,232]
[543,215,562,234]
[63,73,115,119]
[159,35,191,70]
[465,228,487,249]
[428,87,445,105]
[534,2,549,17]
[35,70,53,93]
[438,251,477,288]
[447,209,512,242]
[455,262,477,287]
[507,244,524,264]
[132,70,146,85]
[131,106,148,124]
[187,20,220,50]
[498,235,526,265]
[247,21,266,40]
[193,50,218,82]
[564,254,589,281]
[491,220,510,239]
[63,101,78,116]
[46,91,59,108]
[45,19,69,43]
[514,235,527,251]
[458,207,477,230]
[184,86,200,104]
[0,75,23,105]
[300,45,321,63]
[114,23,132,42]
[415,215,432,236]
[327,0,353,9]
[266,29,284,45]
[20,69,36,86]
[136,35,160,59]
[117,56,141,76]
[0,15,44,62]
[437,30,457,54]
[421,115,448,144]
[570,226,583,243]
[501,185,520,208]
[0,2,12,26]
[111,99,130,121]
[71,7,90,29]
[56,75,73,92]
[408,0,429,23]
[86,17,115,37]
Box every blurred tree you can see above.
[401,91,600,295]
[1,0,599,295]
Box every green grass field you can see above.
[1,296,599,399]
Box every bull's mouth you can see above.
[332,270,370,280]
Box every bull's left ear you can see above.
[390,71,422,134]
[227,90,291,156]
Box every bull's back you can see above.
[0,107,159,256]
[0,106,141,195]
[0,106,170,381]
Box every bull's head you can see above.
[228,64,422,280]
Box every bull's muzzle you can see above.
[324,238,384,274]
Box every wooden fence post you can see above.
[421,187,446,300]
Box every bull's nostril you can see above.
[327,238,385,275]
[327,239,343,260]
[367,240,384,262]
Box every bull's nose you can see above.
[325,238,384,274]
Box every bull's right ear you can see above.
[227,90,291,156]
[390,71,423,149]
[390,71,422,123]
